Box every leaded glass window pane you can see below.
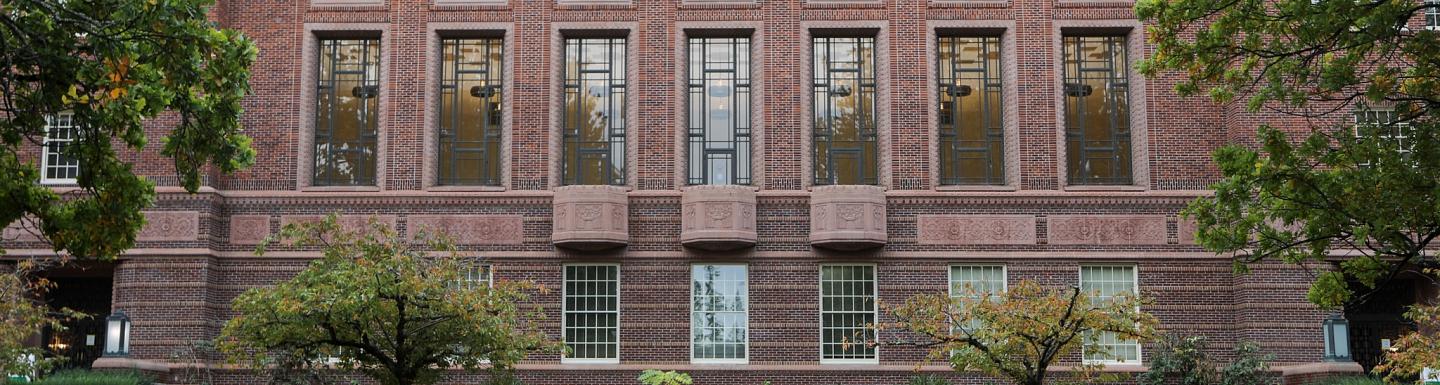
[813,36,878,186]
[439,38,504,186]
[563,38,627,186]
[42,113,80,183]
[1063,36,1132,185]
[314,38,381,186]
[564,265,620,361]
[691,264,748,362]
[1081,265,1140,363]
[687,37,752,186]
[820,265,876,361]
[938,36,1004,185]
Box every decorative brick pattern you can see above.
[408,215,524,245]
[136,211,199,242]
[1048,215,1168,245]
[227,215,271,245]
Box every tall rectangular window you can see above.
[314,38,381,186]
[1080,265,1140,363]
[820,264,877,362]
[938,36,1004,185]
[1063,36,1131,186]
[1427,0,1439,29]
[453,264,493,290]
[691,264,748,363]
[562,38,627,186]
[812,36,878,186]
[438,38,504,186]
[687,37,752,186]
[41,113,80,184]
[1355,109,1413,158]
[563,264,620,363]
[949,265,1006,334]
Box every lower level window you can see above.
[820,264,877,362]
[691,264,748,363]
[1080,265,1140,363]
[564,264,620,362]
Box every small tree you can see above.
[1137,334,1274,385]
[887,280,1158,385]
[219,215,558,385]
[637,369,693,385]
[0,261,80,378]
[1374,272,1440,384]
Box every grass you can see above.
[1308,376,1388,385]
[23,370,152,385]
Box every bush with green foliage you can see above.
[904,374,950,385]
[27,370,152,385]
[1306,376,1387,385]
[637,370,692,385]
[1137,334,1273,385]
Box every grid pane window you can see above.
[314,38,381,186]
[1355,109,1413,158]
[687,37,752,186]
[42,113,80,183]
[453,264,492,290]
[439,38,504,186]
[950,265,1005,333]
[1081,265,1140,363]
[820,265,876,361]
[938,36,1004,185]
[691,264,748,362]
[1428,0,1439,29]
[812,37,878,186]
[562,38,627,186]
[564,265,620,362]
[1063,36,1132,185]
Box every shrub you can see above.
[1138,334,1274,385]
[1307,376,1387,385]
[28,370,152,385]
[638,370,692,385]
[905,374,950,385]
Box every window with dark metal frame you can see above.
[812,36,878,186]
[1062,35,1132,186]
[41,113,80,184]
[438,38,504,186]
[562,37,628,186]
[314,38,381,186]
[937,36,1004,185]
[687,37,752,186]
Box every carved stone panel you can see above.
[229,215,272,246]
[916,215,1037,245]
[279,215,399,233]
[408,215,524,245]
[138,211,200,242]
[809,185,887,250]
[552,185,629,250]
[680,185,757,251]
[1178,218,1198,245]
[1047,215,1168,245]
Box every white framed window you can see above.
[1080,265,1140,364]
[562,264,620,363]
[819,264,877,363]
[41,113,80,184]
[691,264,749,364]
[1355,109,1413,158]
[1427,0,1439,30]
[454,264,493,290]
[948,265,1006,334]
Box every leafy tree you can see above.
[0,0,256,261]
[218,215,558,385]
[0,261,81,379]
[1137,0,1440,308]
[1374,272,1440,383]
[637,369,693,385]
[1138,334,1274,385]
[886,280,1158,385]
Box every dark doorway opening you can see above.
[39,262,114,370]
[1345,270,1439,373]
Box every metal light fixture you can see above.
[1063,83,1093,97]
[1322,313,1351,362]
[945,84,973,97]
[351,85,379,99]
[103,310,131,357]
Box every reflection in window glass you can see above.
[1063,36,1131,185]
[687,37,752,186]
[315,39,381,186]
[813,37,878,186]
[564,264,620,362]
[820,264,876,362]
[938,36,1004,185]
[1080,265,1139,363]
[691,264,748,362]
[42,113,80,183]
[563,38,627,186]
[439,38,504,186]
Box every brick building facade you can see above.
[3,0,1397,383]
